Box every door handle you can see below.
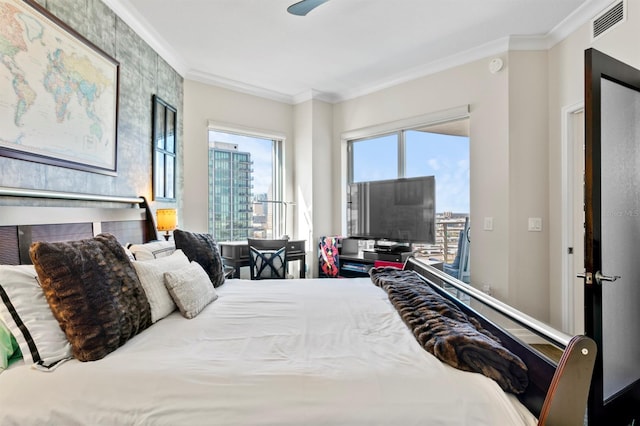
[577,271,620,285]
[595,270,621,284]
[577,271,592,285]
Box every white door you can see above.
[563,105,585,335]
[571,109,585,334]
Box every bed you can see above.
[0,188,596,425]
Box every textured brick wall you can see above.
[0,0,183,207]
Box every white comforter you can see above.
[0,278,537,425]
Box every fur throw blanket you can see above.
[370,267,528,394]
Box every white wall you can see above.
[331,55,553,319]
[183,80,294,233]
[293,99,334,275]
[507,50,550,321]
[311,100,334,241]
[547,1,640,328]
[293,100,313,247]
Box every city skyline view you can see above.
[208,130,273,196]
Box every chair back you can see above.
[318,236,340,278]
[248,238,288,280]
[458,218,470,283]
[442,217,470,283]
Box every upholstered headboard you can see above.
[0,187,156,265]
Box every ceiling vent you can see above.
[591,0,626,41]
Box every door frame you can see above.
[584,47,640,424]
[561,101,584,335]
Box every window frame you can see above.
[348,132,400,183]
[345,106,469,185]
[342,106,470,262]
[207,123,285,241]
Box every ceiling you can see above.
[104,0,613,104]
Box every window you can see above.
[405,127,469,215]
[348,120,469,213]
[153,95,176,200]
[351,133,398,182]
[208,128,283,242]
[347,117,469,263]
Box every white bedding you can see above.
[0,278,537,425]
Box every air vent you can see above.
[591,0,626,41]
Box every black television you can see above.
[347,176,436,244]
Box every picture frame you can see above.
[152,95,177,201]
[0,0,120,176]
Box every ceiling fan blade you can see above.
[287,0,330,16]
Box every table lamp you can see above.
[156,208,177,240]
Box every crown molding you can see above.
[333,37,512,103]
[332,0,614,103]
[291,89,338,105]
[186,69,295,104]
[105,0,612,105]
[545,0,616,48]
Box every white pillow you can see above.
[128,240,176,261]
[0,265,72,370]
[132,249,190,322]
[122,245,136,261]
[164,261,218,319]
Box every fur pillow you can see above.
[173,229,225,288]
[29,234,152,362]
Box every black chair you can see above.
[248,238,288,280]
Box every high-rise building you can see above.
[208,142,253,241]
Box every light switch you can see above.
[483,217,493,231]
[528,217,542,232]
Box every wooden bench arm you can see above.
[538,335,597,426]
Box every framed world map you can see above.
[0,0,119,175]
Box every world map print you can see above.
[0,0,118,173]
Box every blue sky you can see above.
[353,131,469,214]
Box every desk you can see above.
[219,240,306,278]
[338,251,443,278]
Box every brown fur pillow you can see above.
[173,229,225,288]
[29,234,151,362]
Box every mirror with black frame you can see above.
[152,95,177,201]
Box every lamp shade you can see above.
[156,209,177,231]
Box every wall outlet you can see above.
[528,217,542,232]
[483,217,493,231]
